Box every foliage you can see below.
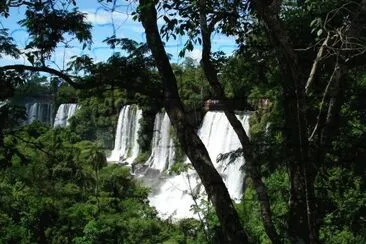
[1,0,366,242]
[238,170,289,244]
[19,1,92,65]
[0,28,20,58]
[68,88,123,147]
[11,74,53,102]
[0,124,182,243]
[173,60,212,112]
[318,168,366,243]
[55,83,78,107]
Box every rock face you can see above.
[53,104,80,128]
[110,106,251,219]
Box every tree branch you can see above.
[308,62,340,141]
[0,64,95,89]
[139,1,249,242]
[318,0,366,145]
[252,1,317,243]
[198,1,280,243]
[305,33,331,94]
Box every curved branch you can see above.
[0,64,95,89]
[0,64,163,98]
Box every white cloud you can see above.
[82,9,132,25]
[185,49,202,61]
[0,54,28,66]
[82,8,147,36]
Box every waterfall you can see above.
[53,104,80,128]
[25,103,53,125]
[197,112,250,200]
[146,112,176,172]
[107,105,142,164]
[147,111,250,219]
[108,106,251,219]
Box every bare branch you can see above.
[305,33,330,94]
[308,62,340,141]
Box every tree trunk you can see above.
[197,1,280,243]
[138,1,249,242]
[252,1,317,243]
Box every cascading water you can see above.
[53,104,80,128]
[24,103,53,125]
[107,105,142,164]
[108,105,250,219]
[145,112,176,172]
[147,111,251,219]
[197,112,250,200]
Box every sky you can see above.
[0,0,238,68]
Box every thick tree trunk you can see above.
[197,1,280,243]
[138,1,249,243]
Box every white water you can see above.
[146,112,176,172]
[108,106,250,219]
[53,104,80,128]
[25,103,53,125]
[107,105,142,164]
[146,111,250,219]
[198,112,249,200]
